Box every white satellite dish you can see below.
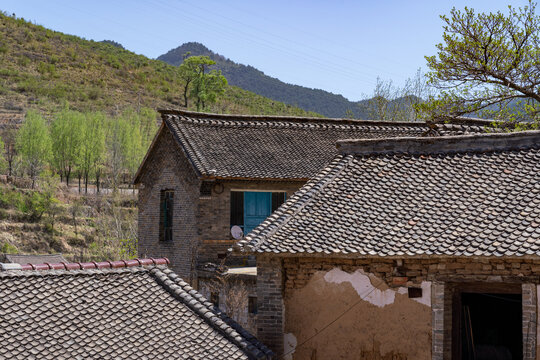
[231,225,244,240]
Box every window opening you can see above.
[248,296,258,314]
[230,191,287,235]
[160,190,174,241]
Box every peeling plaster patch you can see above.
[409,281,432,307]
[324,268,432,308]
[324,268,395,307]
[283,333,297,360]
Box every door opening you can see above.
[460,292,522,360]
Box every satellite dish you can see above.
[231,225,244,240]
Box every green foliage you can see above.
[16,110,52,187]
[0,136,8,174]
[51,107,84,185]
[21,191,49,221]
[77,111,106,192]
[1,242,18,254]
[422,1,540,123]
[0,187,24,210]
[37,61,56,76]
[119,237,137,259]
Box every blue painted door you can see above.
[244,192,272,234]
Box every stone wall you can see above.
[137,128,200,281]
[257,256,540,359]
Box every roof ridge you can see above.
[150,267,273,359]
[235,154,353,253]
[337,130,540,156]
[0,257,170,271]
[160,109,430,127]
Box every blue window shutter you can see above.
[243,192,272,234]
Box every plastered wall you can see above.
[283,268,432,360]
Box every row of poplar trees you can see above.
[10,106,158,191]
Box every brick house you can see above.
[133,109,478,283]
[0,258,272,359]
[235,131,540,359]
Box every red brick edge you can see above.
[19,258,170,271]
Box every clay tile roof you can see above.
[236,131,540,258]
[0,257,272,359]
[134,109,496,182]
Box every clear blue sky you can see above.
[1,0,531,101]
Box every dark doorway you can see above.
[460,292,522,360]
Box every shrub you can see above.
[1,242,18,254]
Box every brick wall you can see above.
[137,128,200,281]
[197,181,301,265]
[257,256,284,357]
[282,257,540,290]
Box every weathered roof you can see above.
[4,253,67,265]
[135,109,495,183]
[0,258,272,360]
[236,131,540,258]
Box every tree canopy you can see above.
[178,55,228,111]
[422,1,540,123]
[16,110,52,188]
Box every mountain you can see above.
[0,13,321,128]
[158,42,364,118]
[100,40,125,49]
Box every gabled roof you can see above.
[236,131,540,258]
[135,109,495,183]
[0,258,272,359]
[3,253,67,264]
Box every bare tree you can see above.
[360,70,432,122]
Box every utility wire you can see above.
[146,0,381,86]
[278,279,383,359]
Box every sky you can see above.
[1,0,531,101]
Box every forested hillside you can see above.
[0,12,321,128]
[158,42,365,118]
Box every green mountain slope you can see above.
[158,42,365,118]
[0,13,321,126]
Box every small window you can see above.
[210,292,220,307]
[408,287,422,298]
[160,190,174,241]
[248,296,258,314]
[200,181,212,197]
